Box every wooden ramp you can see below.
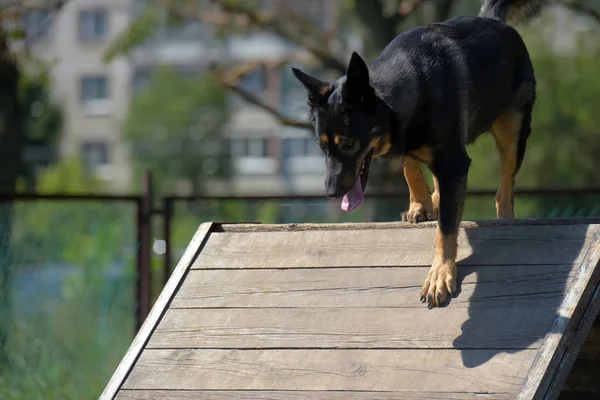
[101,219,600,400]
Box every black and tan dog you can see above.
[292,0,545,308]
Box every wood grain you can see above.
[147,306,558,350]
[216,218,600,233]
[172,265,575,309]
[519,228,600,400]
[100,222,215,400]
[122,348,537,393]
[193,225,598,269]
[115,389,512,399]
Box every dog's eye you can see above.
[339,139,359,155]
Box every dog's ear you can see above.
[292,68,331,107]
[342,52,375,110]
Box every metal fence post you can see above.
[136,170,153,332]
[163,197,173,286]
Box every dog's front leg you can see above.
[401,156,436,223]
[420,152,470,308]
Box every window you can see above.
[81,141,109,167]
[80,76,108,102]
[79,10,107,42]
[230,138,269,158]
[285,137,321,158]
[229,137,275,175]
[25,8,51,40]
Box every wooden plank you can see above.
[544,282,600,399]
[519,228,600,400]
[193,225,598,268]
[122,349,537,393]
[217,218,600,233]
[172,264,575,309]
[115,389,512,399]
[147,306,558,350]
[100,222,215,400]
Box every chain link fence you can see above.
[0,199,137,400]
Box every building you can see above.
[129,0,346,196]
[19,0,134,191]
[18,0,351,196]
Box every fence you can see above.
[1,171,600,399]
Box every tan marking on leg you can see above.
[409,146,433,166]
[491,111,522,220]
[431,175,440,220]
[420,228,458,308]
[401,156,434,223]
[334,135,342,145]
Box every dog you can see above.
[292,0,544,308]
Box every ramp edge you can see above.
[216,217,600,233]
[99,222,216,400]
[518,227,600,400]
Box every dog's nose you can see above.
[326,186,344,199]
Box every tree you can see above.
[18,68,64,191]
[123,66,230,195]
[0,0,64,365]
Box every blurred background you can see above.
[0,0,599,399]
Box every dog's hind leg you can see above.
[401,156,436,223]
[491,80,535,219]
[491,111,521,219]
[491,109,533,219]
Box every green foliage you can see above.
[19,69,63,145]
[34,157,104,194]
[15,66,64,191]
[11,158,132,265]
[123,66,230,195]
[2,158,136,399]
[465,24,600,191]
[104,6,162,62]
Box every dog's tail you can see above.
[479,0,546,24]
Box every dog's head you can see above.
[292,52,392,211]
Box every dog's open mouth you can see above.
[341,151,372,212]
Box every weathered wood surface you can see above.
[148,306,559,350]
[518,227,600,400]
[216,217,600,232]
[104,220,600,400]
[194,225,598,269]
[115,390,512,399]
[122,349,537,393]
[172,264,575,309]
[543,282,600,399]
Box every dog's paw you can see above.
[420,259,457,309]
[401,202,434,223]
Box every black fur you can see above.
[292,0,541,236]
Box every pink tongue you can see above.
[341,179,364,212]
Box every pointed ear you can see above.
[342,52,375,109]
[292,68,331,107]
